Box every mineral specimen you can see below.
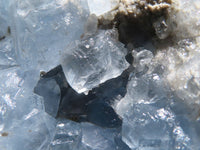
[13,0,89,71]
[61,29,129,93]
[0,0,200,150]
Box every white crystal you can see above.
[62,29,129,93]
[116,74,168,115]
[84,14,98,37]
[50,120,128,150]
[0,67,56,150]
[116,72,200,149]
[87,0,119,16]
[120,104,192,150]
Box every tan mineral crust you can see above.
[118,0,171,15]
[98,0,173,20]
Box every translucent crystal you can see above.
[0,109,56,150]
[1,0,200,150]
[0,67,56,150]
[81,122,120,150]
[116,74,168,114]
[50,120,130,150]
[50,119,81,150]
[0,38,18,70]
[132,50,154,74]
[62,29,129,93]
[116,74,200,149]
[80,122,131,150]
[120,104,193,150]
[13,0,89,71]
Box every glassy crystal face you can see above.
[62,29,129,93]
[13,0,89,71]
[81,122,119,150]
[50,119,82,150]
[1,0,200,150]
[1,110,56,150]
[0,68,56,150]
[116,74,200,150]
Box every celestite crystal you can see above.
[61,29,129,93]
[13,0,89,71]
[0,0,200,150]
[116,74,200,149]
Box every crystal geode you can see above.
[0,0,200,150]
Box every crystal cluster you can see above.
[116,73,200,149]
[0,0,200,150]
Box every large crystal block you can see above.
[116,74,200,149]
[0,68,22,128]
[62,29,129,93]
[1,0,200,150]
[120,104,194,150]
[13,0,89,71]
[0,67,56,150]
[132,50,154,75]
[116,73,168,114]
[50,120,130,150]
[0,109,56,150]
